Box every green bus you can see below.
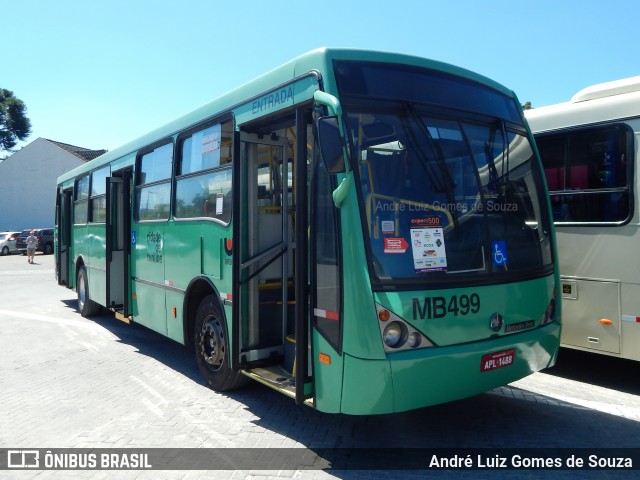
[55,48,561,414]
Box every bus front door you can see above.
[234,132,297,389]
[106,170,132,319]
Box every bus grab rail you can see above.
[239,242,287,285]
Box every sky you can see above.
[3,0,640,153]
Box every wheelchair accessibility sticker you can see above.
[492,241,508,268]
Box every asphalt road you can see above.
[0,252,638,480]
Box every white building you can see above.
[0,138,106,231]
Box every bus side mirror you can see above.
[317,116,346,174]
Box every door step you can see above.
[113,311,131,324]
[243,366,296,398]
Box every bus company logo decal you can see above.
[146,232,163,264]
[489,313,503,332]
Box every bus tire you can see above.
[77,266,100,317]
[194,294,248,391]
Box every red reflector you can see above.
[314,308,339,321]
[599,319,613,325]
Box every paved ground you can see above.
[0,253,638,479]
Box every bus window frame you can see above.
[134,139,175,223]
[536,122,635,227]
[89,165,111,224]
[73,174,90,225]
[173,114,235,226]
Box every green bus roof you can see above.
[57,47,514,185]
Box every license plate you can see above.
[480,349,516,372]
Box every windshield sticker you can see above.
[215,193,224,215]
[384,237,408,254]
[492,240,508,268]
[411,226,447,272]
[381,220,395,235]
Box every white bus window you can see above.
[537,124,631,223]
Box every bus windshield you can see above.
[334,62,553,286]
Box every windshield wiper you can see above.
[401,104,459,228]
[484,120,511,199]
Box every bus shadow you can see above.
[543,347,640,396]
[61,301,205,384]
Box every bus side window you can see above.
[175,119,234,223]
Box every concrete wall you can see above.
[0,138,85,231]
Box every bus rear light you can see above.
[319,353,331,365]
[378,309,390,322]
[599,319,613,325]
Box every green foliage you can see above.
[522,101,533,110]
[0,89,32,152]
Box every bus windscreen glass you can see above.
[334,62,553,286]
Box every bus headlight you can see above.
[375,302,434,351]
[407,332,422,348]
[383,321,406,348]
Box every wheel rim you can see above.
[1,247,7,255]
[78,272,86,311]
[198,315,225,372]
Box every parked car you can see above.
[15,228,55,255]
[0,231,21,255]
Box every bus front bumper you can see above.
[340,322,561,414]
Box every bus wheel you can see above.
[194,294,247,391]
[77,266,100,317]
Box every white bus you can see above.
[526,77,640,361]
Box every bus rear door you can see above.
[56,188,73,286]
[106,169,132,320]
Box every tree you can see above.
[0,89,32,153]
[522,101,533,110]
